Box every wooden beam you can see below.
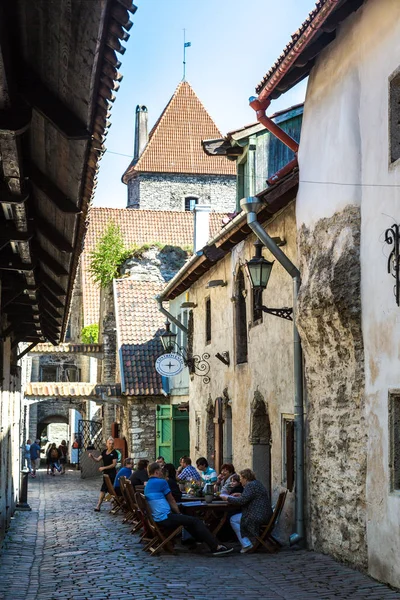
[41,309,62,325]
[40,288,63,310]
[0,188,29,204]
[29,164,81,214]
[0,323,14,339]
[16,342,38,361]
[20,68,90,140]
[2,287,25,309]
[40,297,63,319]
[0,257,34,271]
[0,225,32,243]
[35,217,74,253]
[38,272,66,297]
[35,245,69,276]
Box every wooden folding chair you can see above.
[136,493,183,556]
[251,490,288,553]
[103,474,125,514]
[119,477,135,523]
[121,480,145,534]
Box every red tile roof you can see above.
[81,207,227,326]
[122,81,236,181]
[114,279,165,396]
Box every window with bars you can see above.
[205,297,211,344]
[389,391,400,491]
[235,269,248,364]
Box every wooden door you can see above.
[156,405,172,463]
[172,406,189,467]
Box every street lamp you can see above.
[160,320,177,353]
[245,240,293,321]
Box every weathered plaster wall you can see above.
[186,203,297,541]
[125,396,164,461]
[297,0,400,584]
[297,206,366,567]
[127,172,236,212]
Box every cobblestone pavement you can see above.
[0,469,399,600]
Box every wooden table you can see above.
[179,500,236,536]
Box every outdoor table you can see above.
[179,499,236,536]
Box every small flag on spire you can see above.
[184,41,191,48]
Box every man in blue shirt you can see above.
[29,439,42,478]
[196,457,218,487]
[177,457,201,482]
[145,462,232,556]
[113,458,133,496]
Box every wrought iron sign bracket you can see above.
[185,352,211,384]
[385,223,400,306]
[258,305,293,321]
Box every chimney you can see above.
[133,105,148,162]
[194,204,211,253]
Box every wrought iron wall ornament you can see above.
[159,319,210,384]
[185,352,211,384]
[385,223,400,306]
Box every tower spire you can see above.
[183,29,191,81]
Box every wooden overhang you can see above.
[161,170,299,301]
[0,0,136,346]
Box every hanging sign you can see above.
[155,353,184,377]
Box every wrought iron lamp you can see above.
[160,321,210,383]
[245,240,293,321]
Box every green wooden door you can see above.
[172,406,189,467]
[156,405,172,463]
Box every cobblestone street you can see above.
[0,469,399,600]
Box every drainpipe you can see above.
[240,196,304,546]
[156,295,188,335]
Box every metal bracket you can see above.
[385,223,400,306]
[259,305,293,321]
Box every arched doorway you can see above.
[249,392,271,495]
[206,396,215,467]
[37,414,69,445]
[222,396,233,465]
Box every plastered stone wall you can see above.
[99,286,117,437]
[185,203,297,541]
[126,396,164,461]
[127,172,236,212]
[296,205,367,568]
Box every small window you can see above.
[185,196,198,211]
[389,391,400,491]
[205,297,211,344]
[235,269,248,364]
[65,320,72,341]
[390,72,400,164]
[282,416,295,492]
[40,366,58,382]
[252,288,263,324]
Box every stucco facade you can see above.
[296,0,400,585]
[127,172,236,212]
[173,203,298,540]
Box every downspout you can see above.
[156,295,188,335]
[240,196,304,546]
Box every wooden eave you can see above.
[162,170,299,300]
[0,0,136,346]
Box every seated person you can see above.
[156,456,165,468]
[221,468,272,554]
[145,462,233,556]
[196,457,218,488]
[216,463,237,493]
[163,463,182,502]
[177,457,201,482]
[225,473,243,495]
[129,459,149,487]
[113,458,133,496]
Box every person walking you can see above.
[48,443,61,475]
[58,440,68,474]
[29,439,42,478]
[23,439,31,472]
[88,437,118,512]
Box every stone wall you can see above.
[127,172,236,212]
[99,286,117,437]
[126,396,165,461]
[296,205,367,568]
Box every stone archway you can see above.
[249,391,271,494]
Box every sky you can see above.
[94,0,317,208]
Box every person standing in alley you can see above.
[58,440,68,474]
[23,439,31,472]
[88,437,118,511]
[29,439,42,478]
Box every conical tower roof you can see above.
[122,81,235,182]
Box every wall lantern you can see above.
[160,321,210,383]
[245,240,293,321]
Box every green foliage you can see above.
[81,324,99,344]
[89,222,129,287]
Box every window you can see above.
[235,269,248,363]
[185,196,198,211]
[390,72,400,164]
[282,416,295,492]
[40,365,58,381]
[205,297,211,344]
[65,320,71,341]
[252,287,263,324]
[389,391,400,491]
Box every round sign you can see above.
[155,353,185,377]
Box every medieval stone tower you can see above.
[122,81,236,212]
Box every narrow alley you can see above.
[0,469,398,600]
